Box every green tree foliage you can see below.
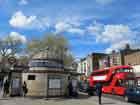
[27,34,74,66]
[0,35,24,72]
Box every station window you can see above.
[28,75,36,80]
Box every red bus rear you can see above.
[88,65,135,96]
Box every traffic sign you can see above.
[8,57,16,64]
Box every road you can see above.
[0,93,138,105]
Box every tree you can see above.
[63,51,75,66]
[27,34,74,66]
[17,55,30,65]
[0,34,25,72]
[124,43,131,50]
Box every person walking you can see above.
[22,81,28,97]
[95,83,103,105]
[0,80,3,97]
[68,81,73,97]
[3,80,10,97]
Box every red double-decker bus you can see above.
[88,65,135,96]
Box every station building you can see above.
[22,51,78,97]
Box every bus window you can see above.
[117,68,134,73]
[124,80,135,88]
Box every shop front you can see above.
[22,70,70,97]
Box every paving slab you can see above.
[0,93,138,105]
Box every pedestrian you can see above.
[0,80,3,91]
[71,80,78,97]
[68,81,73,97]
[95,83,103,105]
[22,81,28,97]
[0,80,3,97]
[3,80,10,97]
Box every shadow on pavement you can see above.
[51,93,91,102]
[132,102,140,105]
[102,102,116,105]
[0,98,9,100]
[15,92,91,102]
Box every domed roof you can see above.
[29,51,64,71]
[32,51,63,62]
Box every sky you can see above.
[0,0,140,59]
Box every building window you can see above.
[48,76,64,89]
[82,64,84,73]
[28,75,36,80]
[84,63,86,72]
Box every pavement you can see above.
[0,93,138,105]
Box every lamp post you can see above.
[8,56,16,82]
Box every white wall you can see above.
[77,62,82,73]
[77,56,93,77]
[22,73,47,96]
[87,56,93,76]
[132,65,140,72]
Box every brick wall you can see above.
[124,51,140,66]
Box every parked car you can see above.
[124,80,140,103]
[79,81,89,93]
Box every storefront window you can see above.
[28,75,36,80]
[48,76,64,89]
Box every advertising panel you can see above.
[49,79,61,89]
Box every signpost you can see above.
[8,57,16,65]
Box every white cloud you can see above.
[9,11,49,30]
[9,32,27,44]
[88,23,134,43]
[55,22,72,33]
[19,0,28,5]
[96,0,114,5]
[101,24,133,43]
[55,21,84,35]
[62,16,82,27]
[87,22,137,53]
[68,28,84,35]
[102,25,135,53]
[105,40,132,53]
[9,11,36,28]
[87,21,104,36]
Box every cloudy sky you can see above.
[0,0,140,59]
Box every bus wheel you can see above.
[112,89,115,95]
